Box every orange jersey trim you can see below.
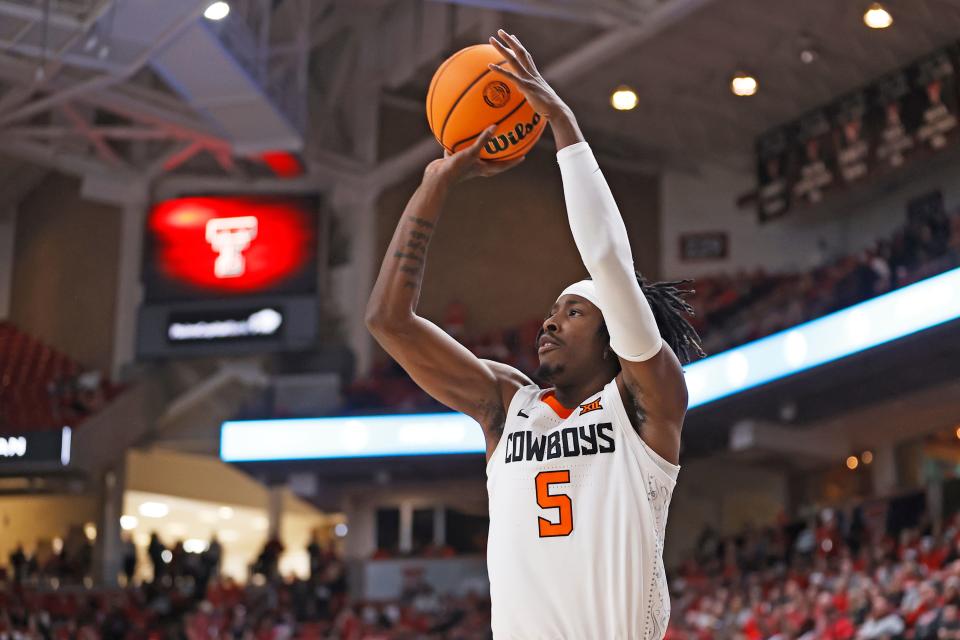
[541,391,574,419]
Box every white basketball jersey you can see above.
[486,378,679,640]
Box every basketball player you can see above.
[366,30,704,639]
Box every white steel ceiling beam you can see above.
[0,2,209,127]
[2,138,134,179]
[0,0,114,31]
[0,52,225,145]
[6,125,177,141]
[0,0,120,115]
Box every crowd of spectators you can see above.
[0,578,492,639]
[0,531,493,639]
[691,204,960,355]
[8,493,960,639]
[665,496,960,640]
[5,525,95,588]
[344,204,960,414]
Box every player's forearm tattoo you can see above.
[394,216,435,289]
[410,217,435,229]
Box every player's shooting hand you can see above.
[488,30,567,119]
[425,125,525,184]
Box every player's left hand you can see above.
[488,30,568,119]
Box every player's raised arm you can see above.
[365,128,530,455]
[490,30,703,463]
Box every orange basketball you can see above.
[426,44,546,161]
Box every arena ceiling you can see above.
[0,0,959,202]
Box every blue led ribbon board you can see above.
[221,412,486,462]
[221,266,960,461]
[684,265,960,409]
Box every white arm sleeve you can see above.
[557,141,662,362]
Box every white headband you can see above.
[557,279,602,312]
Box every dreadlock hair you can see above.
[594,272,706,366]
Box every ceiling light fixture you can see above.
[864,3,893,29]
[610,85,639,111]
[204,2,230,21]
[798,34,818,65]
[731,72,758,97]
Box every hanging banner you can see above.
[755,42,960,222]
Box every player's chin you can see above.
[536,348,561,367]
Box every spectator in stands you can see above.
[307,530,323,582]
[940,604,960,639]
[60,524,92,584]
[121,534,136,586]
[254,536,284,583]
[8,543,26,585]
[858,595,905,639]
[147,532,166,583]
[205,533,222,579]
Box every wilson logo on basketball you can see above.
[484,112,542,154]
[578,398,603,415]
[482,81,511,108]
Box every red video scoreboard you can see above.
[138,195,321,358]
[144,196,318,302]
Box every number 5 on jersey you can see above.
[536,470,573,537]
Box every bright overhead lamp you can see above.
[138,501,169,518]
[863,3,892,29]
[184,539,208,553]
[610,85,639,111]
[204,2,230,21]
[731,72,758,97]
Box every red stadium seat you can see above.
[0,322,113,433]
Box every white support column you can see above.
[93,460,125,587]
[398,501,414,555]
[0,208,15,320]
[329,186,379,377]
[267,485,285,541]
[111,195,148,380]
[872,444,898,497]
[340,497,376,560]
[433,506,446,547]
